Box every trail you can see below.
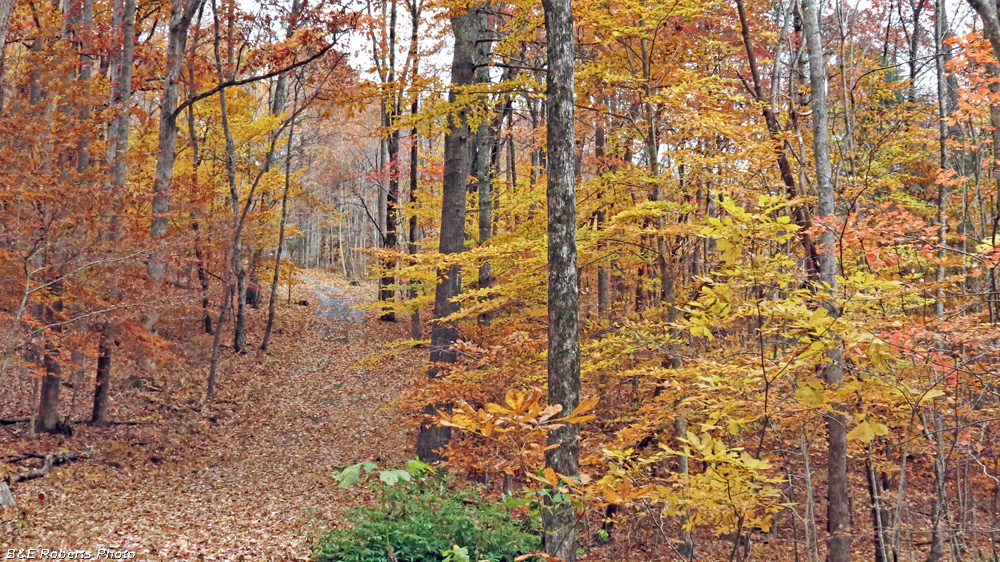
[1,272,418,560]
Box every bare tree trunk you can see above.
[149,0,203,302]
[378,0,400,322]
[866,447,890,562]
[0,0,13,114]
[677,411,694,558]
[594,117,610,317]
[36,282,65,434]
[98,0,135,428]
[802,0,851,559]
[0,0,14,61]
[90,324,114,426]
[735,0,820,279]
[407,0,422,341]
[801,434,821,562]
[262,87,298,352]
[541,0,580,558]
[934,0,950,320]
[474,62,509,327]
[205,284,234,402]
[417,2,486,462]
[210,0,246,353]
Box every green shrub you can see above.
[313,464,540,562]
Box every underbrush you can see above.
[313,462,540,562]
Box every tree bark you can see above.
[417,2,487,462]
[594,117,610,317]
[262,87,298,352]
[0,0,13,61]
[407,0,422,341]
[0,0,14,115]
[36,282,65,435]
[205,284,234,402]
[474,63,510,326]
[541,0,581,558]
[378,0,400,322]
[802,0,851,560]
[93,0,136,426]
[734,0,821,280]
[90,324,114,426]
[260,0,302,350]
[427,6,483,367]
[148,0,203,300]
[209,0,246,353]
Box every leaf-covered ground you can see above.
[1,272,422,560]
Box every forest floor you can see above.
[1,271,423,560]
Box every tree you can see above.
[416,2,489,462]
[541,0,581,558]
[802,0,851,559]
[147,0,204,332]
[92,0,137,427]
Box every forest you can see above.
[1,0,999,559]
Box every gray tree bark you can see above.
[0,0,13,58]
[148,0,203,294]
[417,3,488,463]
[262,86,298,352]
[92,0,136,427]
[0,0,13,114]
[541,0,581,558]
[802,0,851,560]
[427,6,485,366]
[261,0,302,351]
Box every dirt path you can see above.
[2,273,417,560]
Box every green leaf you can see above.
[406,458,435,475]
[334,463,363,488]
[378,469,412,486]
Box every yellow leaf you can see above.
[567,396,599,419]
[505,389,526,412]
[847,420,876,444]
[795,385,824,406]
[543,467,559,486]
[485,403,513,415]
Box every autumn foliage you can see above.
[4,0,1000,560]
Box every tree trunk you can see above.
[90,324,114,426]
[379,0,400,322]
[262,88,298,352]
[801,434,821,562]
[0,0,14,62]
[802,0,851,559]
[417,2,486,462]
[205,284,234,402]
[474,63,509,327]
[541,0,580,558]
[734,0,820,279]
[407,0,422,341]
[594,117,610,317]
[36,282,65,435]
[934,0,950,319]
[427,6,482,366]
[149,0,203,292]
[36,352,63,434]
[865,449,890,562]
[211,0,245,353]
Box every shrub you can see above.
[313,463,540,562]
